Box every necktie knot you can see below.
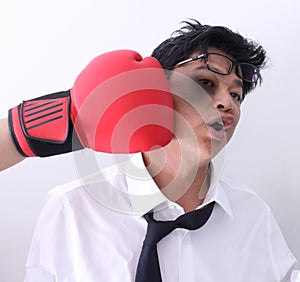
[136,201,215,282]
[142,202,215,246]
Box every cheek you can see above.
[173,95,207,123]
[173,104,207,138]
[235,107,241,127]
[226,111,241,141]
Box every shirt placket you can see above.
[177,229,195,282]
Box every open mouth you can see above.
[207,121,226,139]
[205,115,235,140]
[209,121,224,132]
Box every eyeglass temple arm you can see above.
[173,54,206,68]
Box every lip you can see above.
[206,115,235,140]
[207,125,225,140]
[222,116,235,131]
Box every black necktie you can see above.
[135,201,215,282]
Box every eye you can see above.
[230,92,242,102]
[199,79,213,86]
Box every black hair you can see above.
[151,19,267,96]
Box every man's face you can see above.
[167,48,242,164]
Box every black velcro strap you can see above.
[18,90,83,157]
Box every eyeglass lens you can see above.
[206,53,232,74]
[238,63,259,83]
[206,53,258,83]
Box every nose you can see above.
[213,89,233,112]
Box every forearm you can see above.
[0,118,25,171]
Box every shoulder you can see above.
[218,178,298,278]
[219,177,261,196]
[218,177,272,214]
[50,163,123,194]
[44,164,130,216]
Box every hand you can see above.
[9,50,174,157]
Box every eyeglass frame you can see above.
[170,52,260,84]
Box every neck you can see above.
[142,145,211,213]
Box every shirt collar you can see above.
[124,153,233,218]
[124,153,170,216]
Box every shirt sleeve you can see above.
[267,208,299,282]
[24,186,75,282]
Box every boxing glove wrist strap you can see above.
[8,90,83,157]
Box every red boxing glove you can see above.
[8,50,174,157]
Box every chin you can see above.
[198,152,214,167]
[196,138,227,164]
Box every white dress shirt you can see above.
[24,153,299,282]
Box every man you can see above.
[9,20,300,281]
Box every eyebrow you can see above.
[233,79,243,89]
[195,65,207,71]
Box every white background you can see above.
[0,0,300,281]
